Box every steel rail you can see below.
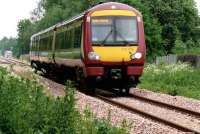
[96,95,200,134]
[2,58,29,66]
[0,59,16,64]
[0,61,10,64]
[9,59,28,66]
[130,93,200,117]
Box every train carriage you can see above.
[30,2,146,93]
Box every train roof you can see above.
[31,2,142,40]
[88,2,142,16]
[31,12,85,39]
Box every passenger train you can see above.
[30,2,146,93]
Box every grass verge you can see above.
[0,67,129,134]
[138,63,200,100]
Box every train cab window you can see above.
[115,17,138,43]
[92,18,113,43]
[91,16,138,45]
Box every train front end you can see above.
[82,2,146,90]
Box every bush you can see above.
[0,67,128,134]
[173,39,200,55]
[139,63,200,99]
[172,39,187,54]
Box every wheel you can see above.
[31,62,38,73]
[120,77,139,95]
[79,77,96,95]
[119,87,130,96]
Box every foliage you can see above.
[17,19,35,57]
[173,39,200,55]
[0,67,128,134]
[139,63,200,99]
[145,0,199,51]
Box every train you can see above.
[4,50,13,59]
[30,2,146,94]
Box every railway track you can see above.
[130,92,200,117]
[0,57,12,64]
[95,90,200,134]
[1,57,200,133]
[0,57,29,66]
[0,60,10,64]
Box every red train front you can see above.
[82,2,146,92]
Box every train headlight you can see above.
[88,52,100,61]
[131,52,142,60]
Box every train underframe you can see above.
[86,66,141,91]
[31,60,142,94]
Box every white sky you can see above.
[196,0,200,14]
[0,0,199,40]
[0,0,39,40]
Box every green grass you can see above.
[0,67,129,134]
[138,63,200,100]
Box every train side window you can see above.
[62,32,66,49]
[39,38,42,51]
[65,29,73,49]
[42,38,46,51]
[39,39,42,51]
[42,38,45,51]
[55,32,64,50]
[33,39,35,51]
[36,38,39,51]
[60,32,65,49]
[48,36,53,50]
[70,29,75,48]
[55,33,59,49]
[45,38,47,50]
[74,25,82,48]
[65,30,70,49]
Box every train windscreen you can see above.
[91,16,138,46]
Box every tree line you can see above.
[1,0,200,60]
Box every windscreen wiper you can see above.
[101,29,113,45]
[115,29,130,45]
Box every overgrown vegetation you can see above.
[0,67,128,134]
[139,63,200,99]
[173,39,200,55]
[12,0,199,61]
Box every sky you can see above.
[196,0,200,14]
[0,0,39,40]
[0,0,199,40]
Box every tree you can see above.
[17,19,35,56]
[143,0,199,53]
